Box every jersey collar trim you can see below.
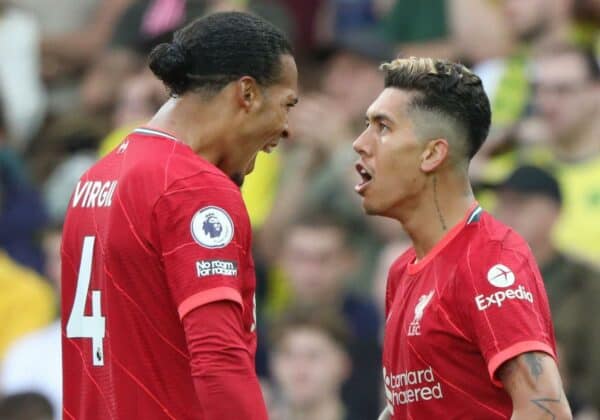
[407,202,480,275]
[133,127,179,142]
[466,204,483,224]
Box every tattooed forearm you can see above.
[525,353,543,382]
[501,352,572,419]
[531,395,562,420]
[432,175,447,230]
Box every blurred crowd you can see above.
[0,0,599,419]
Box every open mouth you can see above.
[355,161,373,194]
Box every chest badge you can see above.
[408,290,435,336]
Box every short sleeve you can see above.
[152,175,251,320]
[456,239,557,387]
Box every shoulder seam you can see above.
[164,167,232,192]
[150,169,235,216]
[475,219,532,259]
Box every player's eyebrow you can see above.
[365,112,394,125]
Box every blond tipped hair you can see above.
[379,56,490,161]
[380,56,477,81]
[380,57,438,75]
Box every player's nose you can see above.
[353,129,370,156]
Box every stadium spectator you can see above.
[275,215,380,337]
[472,0,577,183]
[40,121,101,226]
[0,392,53,420]
[17,0,133,113]
[379,0,454,58]
[494,165,600,414]
[79,48,144,121]
[0,102,48,273]
[278,0,327,53]
[269,308,356,420]
[0,250,55,361]
[266,214,381,419]
[375,0,510,63]
[1,225,62,419]
[520,47,600,263]
[96,68,168,157]
[477,0,574,129]
[78,0,199,118]
[0,2,46,150]
[448,0,511,64]
[258,36,398,278]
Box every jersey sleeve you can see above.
[184,301,268,419]
[152,174,251,320]
[455,237,557,387]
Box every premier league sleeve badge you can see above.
[190,206,235,249]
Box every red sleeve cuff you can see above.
[178,287,243,319]
[488,340,556,388]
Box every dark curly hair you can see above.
[148,11,292,96]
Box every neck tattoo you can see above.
[433,175,447,230]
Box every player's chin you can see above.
[361,194,389,216]
[361,198,380,215]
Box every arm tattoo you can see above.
[525,353,543,382]
[500,353,568,419]
[432,175,447,230]
[526,353,564,419]
[531,395,562,420]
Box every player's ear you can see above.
[236,76,261,111]
[420,138,448,173]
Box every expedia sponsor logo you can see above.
[196,260,238,277]
[487,264,515,288]
[475,285,533,311]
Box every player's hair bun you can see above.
[148,42,189,95]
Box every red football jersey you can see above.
[61,128,259,419]
[382,204,557,419]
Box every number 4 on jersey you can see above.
[66,236,106,366]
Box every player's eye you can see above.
[285,98,298,111]
[379,123,390,135]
